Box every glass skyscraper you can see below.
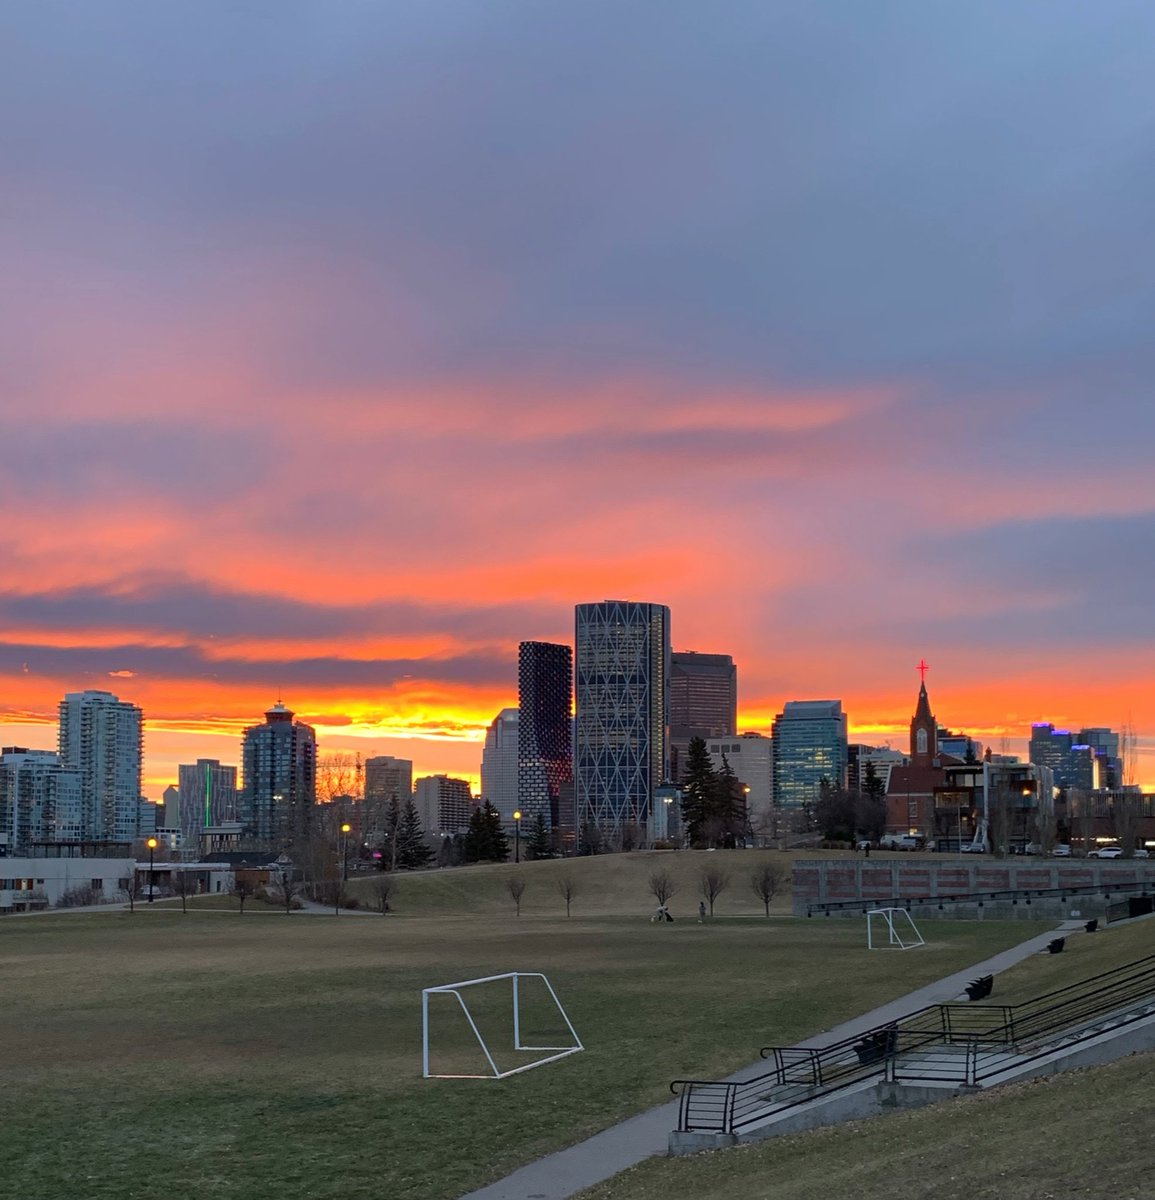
[240,702,317,849]
[517,641,573,832]
[771,700,848,809]
[575,601,670,839]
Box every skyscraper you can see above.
[363,755,413,842]
[771,700,848,809]
[575,600,670,841]
[176,759,238,846]
[517,641,573,833]
[669,650,737,781]
[58,689,143,843]
[240,702,316,848]
[481,708,520,824]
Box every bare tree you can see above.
[369,875,394,914]
[231,877,254,914]
[750,861,785,916]
[275,867,304,915]
[989,780,1012,858]
[121,873,143,913]
[698,867,729,916]
[1071,789,1096,855]
[557,875,578,918]
[648,869,677,907]
[1111,793,1142,857]
[1033,796,1059,856]
[172,870,199,914]
[506,875,527,917]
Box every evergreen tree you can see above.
[464,805,489,863]
[526,811,554,860]
[713,752,746,847]
[680,736,718,846]
[396,800,434,869]
[485,801,510,862]
[375,796,402,870]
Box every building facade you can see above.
[517,641,573,834]
[239,702,317,848]
[481,708,520,824]
[58,690,143,843]
[771,700,848,810]
[363,755,413,843]
[0,748,83,850]
[670,651,737,782]
[707,732,771,838]
[414,775,473,835]
[176,760,238,848]
[575,600,671,841]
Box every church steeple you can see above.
[910,664,937,765]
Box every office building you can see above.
[58,690,143,843]
[176,760,238,847]
[1030,723,1114,791]
[414,775,473,835]
[517,641,573,833]
[670,651,737,781]
[771,700,848,809]
[239,702,317,848]
[363,755,413,842]
[481,708,520,824]
[575,600,670,840]
[707,732,771,836]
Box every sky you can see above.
[3,2,1155,795]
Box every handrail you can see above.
[672,953,1155,1135]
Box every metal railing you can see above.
[671,954,1155,1134]
[806,881,1153,918]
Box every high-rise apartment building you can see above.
[517,641,573,833]
[176,760,238,846]
[575,600,670,839]
[481,708,520,824]
[670,651,737,782]
[58,690,143,843]
[771,700,848,809]
[239,702,316,848]
[0,747,83,849]
[414,775,473,835]
[363,755,413,842]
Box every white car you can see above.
[1089,846,1122,859]
[1051,845,1071,857]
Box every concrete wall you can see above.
[792,858,1155,918]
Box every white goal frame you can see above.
[421,971,584,1079]
[866,907,926,950]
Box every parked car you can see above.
[1089,846,1122,859]
[960,843,987,853]
[880,834,924,851]
[1051,844,1072,857]
[1134,848,1150,858]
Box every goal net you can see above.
[866,907,925,950]
[422,972,583,1079]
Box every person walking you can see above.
[698,900,707,923]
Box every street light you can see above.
[513,810,522,864]
[336,822,352,915]
[146,837,158,903]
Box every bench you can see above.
[965,974,993,1001]
[1084,919,1098,934]
[853,1025,899,1065]
[1048,937,1065,954]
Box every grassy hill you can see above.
[344,848,795,917]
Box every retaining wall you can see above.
[791,859,1155,919]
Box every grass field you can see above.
[579,917,1155,1200]
[2,893,1039,1200]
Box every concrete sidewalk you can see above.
[459,922,1081,1200]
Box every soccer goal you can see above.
[421,972,583,1079]
[866,907,925,950]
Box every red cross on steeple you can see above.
[917,658,930,683]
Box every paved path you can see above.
[460,922,1082,1200]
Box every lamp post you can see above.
[336,822,352,915]
[146,837,158,903]
[513,810,522,864]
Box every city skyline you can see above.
[4,5,1155,792]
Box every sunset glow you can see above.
[3,4,1154,795]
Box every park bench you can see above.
[1048,937,1065,954]
[853,1025,898,1065]
[1084,919,1098,933]
[965,974,993,1001]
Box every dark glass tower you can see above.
[517,642,573,835]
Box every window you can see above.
[91,879,102,891]
[917,729,928,754]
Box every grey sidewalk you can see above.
[459,922,1079,1200]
